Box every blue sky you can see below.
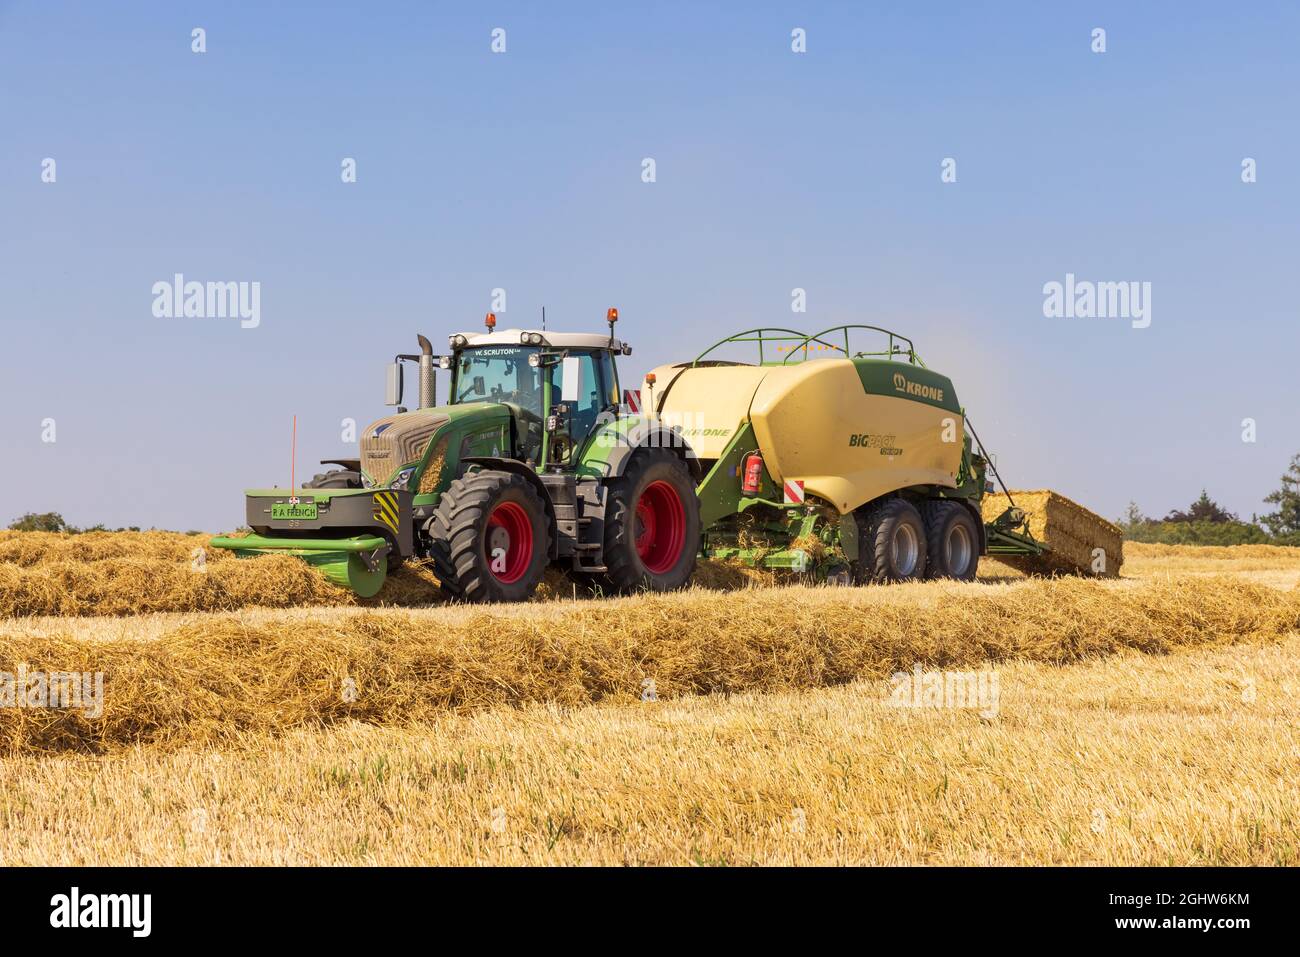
[2,1,1297,531]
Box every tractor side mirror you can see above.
[385,362,404,406]
[560,356,582,403]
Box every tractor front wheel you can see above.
[427,470,551,603]
[601,449,700,593]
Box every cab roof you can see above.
[452,328,627,351]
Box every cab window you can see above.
[546,350,608,441]
[596,350,619,406]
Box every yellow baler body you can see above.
[642,364,771,460]
[644,358,964,515]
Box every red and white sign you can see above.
[783,479,805,504]
[622,389,642,413]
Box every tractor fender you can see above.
[599,427,703,483]
[319,458,361,472]
[458,456,559,556]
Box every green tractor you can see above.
[211,310,702,602]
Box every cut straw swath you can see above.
[1,575,1292,754]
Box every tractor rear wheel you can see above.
[856,498,928,583]
[923,501,980,580]
[427,470,551,603]
[600,449,700,593]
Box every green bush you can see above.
[6,514,151,535]
[1117,493,1283,547]
[1123,520,1270,546]
[7,512,70,533]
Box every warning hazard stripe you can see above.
[622,389,642,413]
[373,491,400,534]
[783,480,805,504]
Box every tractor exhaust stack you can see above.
[416,334,436,409]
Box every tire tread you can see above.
[426,471,550,602]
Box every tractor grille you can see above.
[360,412,449,485]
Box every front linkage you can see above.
[210,487,412,597]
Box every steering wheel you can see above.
[498,402,544,454]
[513,388,544,415]
[513,403,543,428]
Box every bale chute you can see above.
[982,490,1123,577]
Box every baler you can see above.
[639,325,1051,582]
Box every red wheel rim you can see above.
[486,501,533,584]
[635,480,686,574]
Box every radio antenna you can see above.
[542,306,546,331]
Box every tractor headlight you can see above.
[527,352,541,367]
[449,334,468,349]
[389,466,416,491]
[522,332,546,345]
[438,355,452,369]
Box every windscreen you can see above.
[452,346,543,412]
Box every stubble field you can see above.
[1,532,1296,864]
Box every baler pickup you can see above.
[208,532,391,597]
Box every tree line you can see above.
[5,512,203,536]
[1118,454,1300,546]
[9,455,1300,547]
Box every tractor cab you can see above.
[445,317,630,468]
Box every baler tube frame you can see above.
[690,327,843,367]
[780,325,922,366]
